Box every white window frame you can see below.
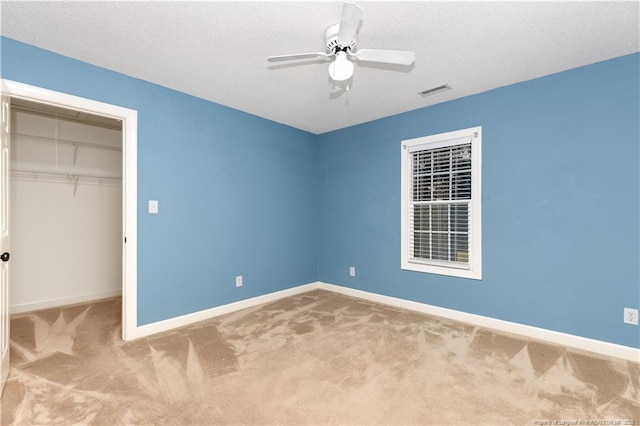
[401,126,482,280]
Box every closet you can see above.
[9,99,123,313]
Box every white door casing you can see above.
[1,79,138,341]
[0,91,11,396]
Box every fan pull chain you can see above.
[345,82,350,105]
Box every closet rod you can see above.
[10,166,122,182]
[11,131,122,152]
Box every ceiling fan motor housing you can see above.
[325,23,356,54]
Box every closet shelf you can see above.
[11,131,122,152]
[10,166,122,183]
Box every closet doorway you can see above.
[11,98,123,310]
[1,79,137,342]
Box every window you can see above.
[401,127,482,279]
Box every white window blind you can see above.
[401,128,481,279]
[409,138,472,268]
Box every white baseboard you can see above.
[133,282,320,339]
[317,282,640,363]
[129,280,638,362]
[10,289,122,314]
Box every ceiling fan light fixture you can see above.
[328,51,354,81]
[268,2,415,88]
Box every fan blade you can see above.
[268,52,331,62]
[337,2,364,44]
[354,49,416,65]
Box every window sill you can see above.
[401,260,482,280]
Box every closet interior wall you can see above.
[9,102,123,313]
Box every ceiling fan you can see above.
[267,2,416,83]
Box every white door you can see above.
[0,93,10,396]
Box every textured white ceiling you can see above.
[1,1,638,134]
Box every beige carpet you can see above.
[1,290,639,425]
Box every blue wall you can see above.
[318,53,640,349]
[1,37,319,325]
[2,37,638,348]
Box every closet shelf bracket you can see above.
[73,176,80,197]
[72,142,79,167]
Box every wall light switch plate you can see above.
[236,275,243,287]
[349,267,355,277]
[148,200,159,214]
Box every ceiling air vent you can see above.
[418,84,451,97]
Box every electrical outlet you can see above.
[624,308,638,325]
[349,267,355,277]
[235,275,243,287]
